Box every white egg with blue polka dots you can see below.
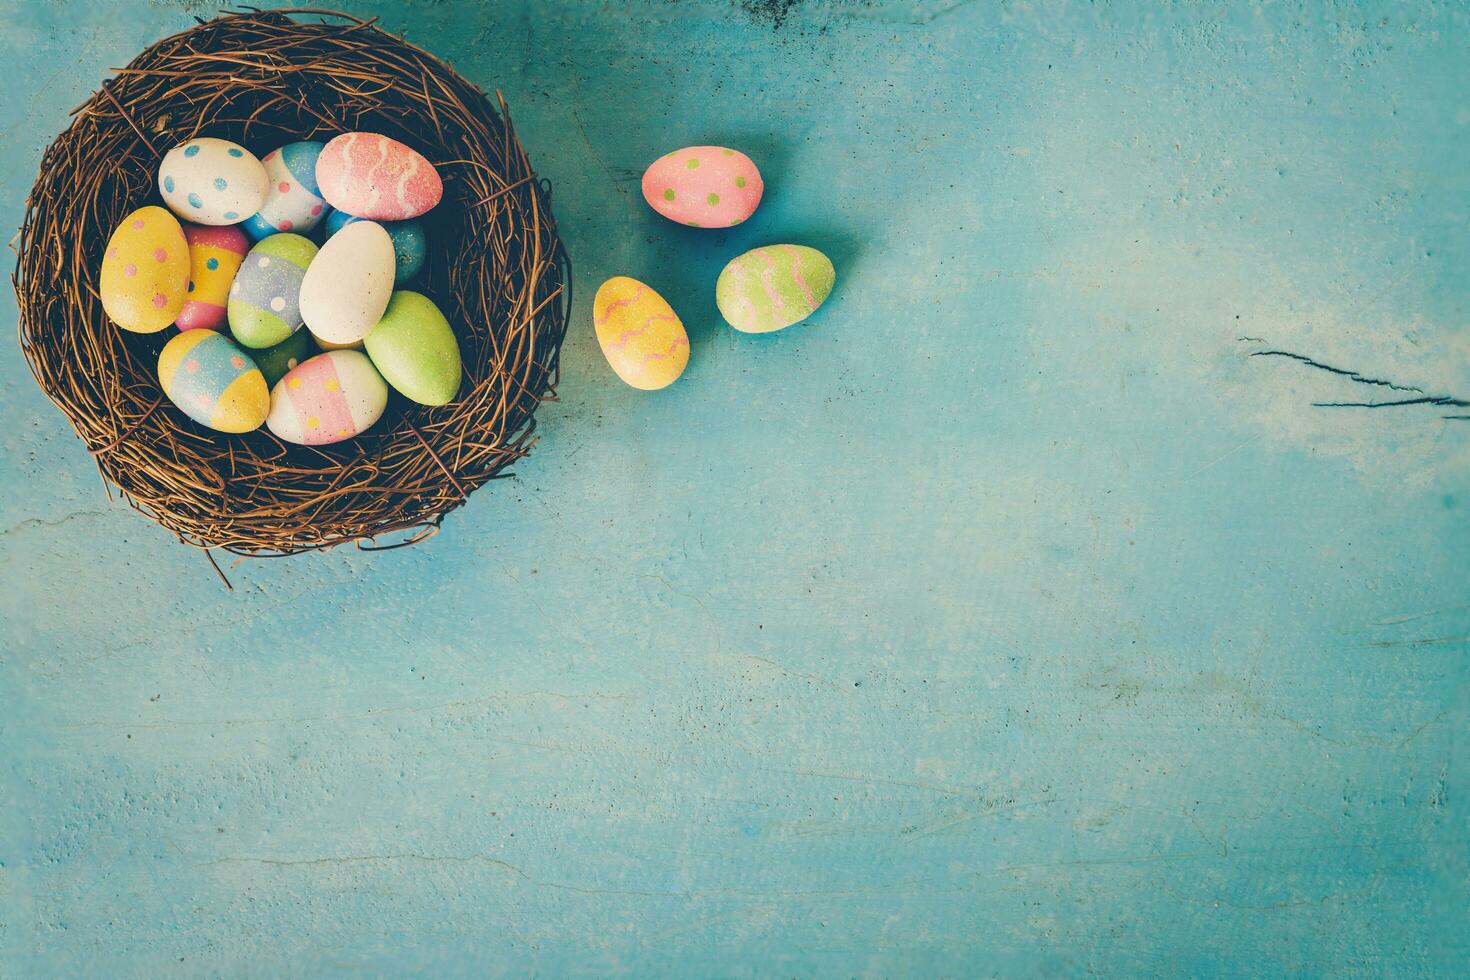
[158,138,268,226]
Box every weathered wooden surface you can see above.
[1,1,1465,975]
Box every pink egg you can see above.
[315,133,443,221]
[641,146,763,228]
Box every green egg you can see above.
[716,244,835,334]
[364,291,462,406]
[251,329,319,388]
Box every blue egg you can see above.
[278,141,325,196]
[324,212,426,282]
[241,212,277,240]
[323,209,357,237]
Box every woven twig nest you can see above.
[14,7,570,559]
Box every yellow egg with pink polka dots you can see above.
[157,329,269,433]
[99,206,190,333]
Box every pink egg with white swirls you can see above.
[315,133,443,221]
[641,146,763,228]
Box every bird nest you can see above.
[13,7,570,566]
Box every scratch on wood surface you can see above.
[900,797,1059,841]
[45,689,634,732]
[1359,635,1470,649]
[1246,344,1470,418]
[1369,604,1470,626]
[760,767,992,798]
[208,854,682,898]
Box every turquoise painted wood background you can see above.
[2,1,1466,975]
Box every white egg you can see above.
[159,138,268,226]
[298,221,395,345]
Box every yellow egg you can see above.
[99,206,190,333]
[593,277,689,391]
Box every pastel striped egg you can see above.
[243,141,329,239]
[299,220,395,345]
[100,207,190,333]
[267,351,388,445]
[716,245,835,334]
[642,146,763,228]
[316,133,443,221]
[593,277,689,391]
[228,233,318,349]
[159,138,268,226]
[325,211,427,282]
[177,224,248,331]
[158,329,269,433]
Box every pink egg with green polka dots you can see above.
[641,146,763,228]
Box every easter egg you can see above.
[364,291,462,406]
[252,330,318,388]
[159,138,268,225]
[243,141,329,239]
[228,233,318,349]
[177,224,248,331]
[308,330,363,352]
[267,351,388,445]
[299,220,395,345]
[99,206,190,333]
[157,329,269,433]
[316,133,443,221]
[325,211,426,282]
[592,277,689,391]
[716,245,835,334]
[642,146,763,228]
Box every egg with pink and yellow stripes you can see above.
[266,350,388,445]
[642,146,763,228]
[593,277,689,391]
[315,133,443,221]
[177,224,248,331]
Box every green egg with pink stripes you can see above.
[716,244,835,334]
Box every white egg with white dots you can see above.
[159,138,269,226]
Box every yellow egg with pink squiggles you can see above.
[593,277,689,391]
